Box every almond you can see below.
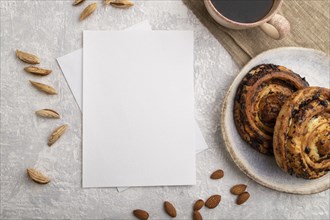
[164,201,177,218]
[193,199,204,211]
[230,184,247,195]
[205,195,221,209]
[35,109,60,119]
[108,0,134,8]
[48,124,68,146]
[236,192,250,205]
[30,80,57,95]
[133,209,149,220]
[16,50,40,64]
[193,211,203,220]
[73,0,85,6]
[80,3,97,21]
[24,66,52,76]
[210,169,224,179]
[27,168,50,184]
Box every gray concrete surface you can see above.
[0,0,329,219]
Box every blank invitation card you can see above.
[83,31,195,187]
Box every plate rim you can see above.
[220,46,330,195]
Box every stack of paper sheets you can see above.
[57,21,208,189]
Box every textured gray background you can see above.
[0,0,329,219]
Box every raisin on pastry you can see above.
[234,64,309,155]
[273,87,330,179]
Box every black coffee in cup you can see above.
[210,0,274,23]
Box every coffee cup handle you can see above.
[260,14,290,40]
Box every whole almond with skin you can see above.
[35,109,60,119]
[193,199,204,211]
[164,201,177,218]
[80,3,97,21]
[73,0,85,6]
[133,209,149,220]
[230,184,247,195]
[205,195,221,209]
[24,66,52,76]
[27,168,50,184]
[210,169,224,179]
[30,81,57,95]
[236,192,250,205]
[108,0,134,8]
[193,211,203,220]
[16,50,40,64]
[48,124,68,146]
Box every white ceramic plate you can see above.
[221,47,330,194]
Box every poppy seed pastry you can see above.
[234,64,309,155]
[273,87,330,179]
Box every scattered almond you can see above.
[30,80,57,95]
[205,195,221,209]
[29,80,56,94]
[230,184,247,195]
[24,66,52,76]
[164,201,177,218]
[210,169,224,179]
[35,109,60,119]
[16,50,40,64]
[236,192,250,205]
[133,209,149,220]
[80,3,97,21]
[73,0,85,6]
[193,199,204,211]
[106,0,134,8]
[193,211,203,220]
[48,124,68,146]
[27,168,50,184]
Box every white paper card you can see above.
[82,30,195,187]
[57,22,208,190]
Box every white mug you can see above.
[204,0,290,40]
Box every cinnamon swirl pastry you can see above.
[234,64,309,155]
[273,87,330,179]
